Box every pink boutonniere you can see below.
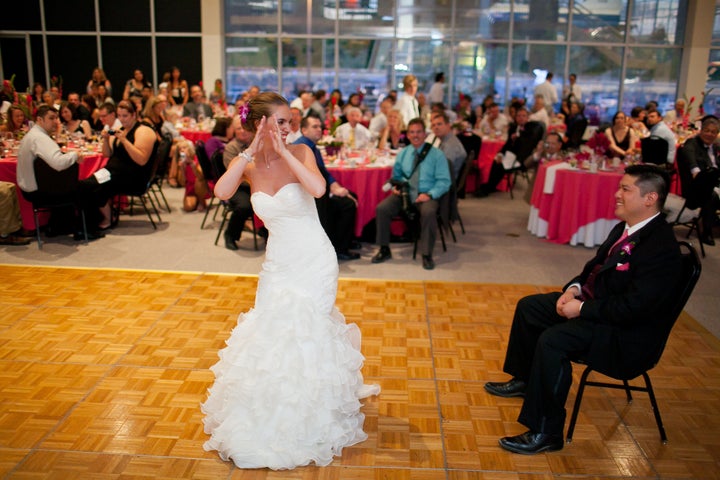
[615,262,630,271]
[619,240,636,257]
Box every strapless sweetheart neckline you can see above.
[251,182,301,199]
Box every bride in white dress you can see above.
[201,92,380,470]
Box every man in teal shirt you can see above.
[371,117,451,270]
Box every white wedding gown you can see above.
[201,183,380,470]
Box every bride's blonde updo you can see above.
[240,91,288,134]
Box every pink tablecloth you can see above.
[326,165,393,237]
[180,130,212,144]
[464,139,508,193]
[528,161,624,247]
[0,154,106,230]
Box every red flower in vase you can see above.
[587,132,610,155]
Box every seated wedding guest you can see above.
[562,101,588,149]
[454,94,477,130]
[645,108,676,165]
[482,106,544,197]
[528,95,550,129]
[95,84,114,107]
[371,118,451,270]
[523,131,563,203]
[16,105,101,240]
[87,67,112,97]
[80,95,102,131]
[605,111,638,158]
[141,95,169,138]
[67,92,91,123]
[0,105,27,137]
[663,98,686,125]
[295,114,360,261]
[205,117,234,159]
[477,102,509,139]
[285,107,303,144]
[31,82,45,107]
[300,90,324,118]
[485,165,681,455]
[344,92,367,117]
[168,66,189,108]
[629,106,649,137]
[98,102,122,132]
[123,69,152,101]
[334,107,372,149]
[430,102,458,125]
[221,115,255,249]
[79,100,158,230]
[378,109,408,150]
[369,96,394,142]
[417,92,431,122]
[311,89,327,123]
[429,111,467,181]
[676,115,720,246]
[59,102,92,140]
[0,181,32,246]
[183,85,213,121]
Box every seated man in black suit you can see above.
[480,106,544,196]
[676,115,720,246]
[294,114,360,261]
[485,164,682,454]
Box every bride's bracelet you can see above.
[239,151,253,163]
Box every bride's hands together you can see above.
[246,116,267,156]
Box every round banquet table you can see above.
[0,153,106,231]
[528,160,624,247]
[326,164,393,237]
[180,130,212,143]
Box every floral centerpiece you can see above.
[586,131,610,157]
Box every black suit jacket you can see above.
[500,121,545,167]
[676,136,720,208]
[563,215,682,379]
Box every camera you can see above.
[389,179,417,222]
[107,130,116,135]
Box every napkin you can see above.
[543,162,573,194]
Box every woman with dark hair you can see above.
[202,91,379,470]
[168,66,188,107]
[31,83,45,106]
[605,111,638,158]
[80,99,158,229]
[59,101,92,140]
[123,69,152,101]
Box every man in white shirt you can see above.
[427,72,445,105]
[477,103,509,139]
[534,72,558,114]
[334,107,372,149]
[396,74,420,126]
[562,73,582,103]
[645,108,677,165]
[16,105,100,240]
[285,107,303,144]
[98,102,122,132]
[528,95,550,129]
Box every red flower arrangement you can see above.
[586,131,610,155]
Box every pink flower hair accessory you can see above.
[239,103,250,122]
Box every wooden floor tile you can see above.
[0,265,719,479]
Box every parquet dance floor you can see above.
[1,265,719,479]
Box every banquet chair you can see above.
[410,192,449,260]
[196,140,222,229]
[453,148,476,234]
[565,241,702,444]
[664,192,705,257]
[502,157,529,200]
[148,133,173,213]
[111,147,164,230]
[209,151,258,250]
[28,158,88,249]
[640,136,670,166]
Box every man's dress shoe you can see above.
[499,430,564,455]
[371,247,391,264]
[484,378,527,397]
[422,255,435,270]
[337,251,360,261]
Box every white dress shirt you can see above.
[334,122,372,149]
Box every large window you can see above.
[224,0,687,124]
[705,0,720,117]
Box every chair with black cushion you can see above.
[148,133,173,212]
[640,136,670,166]
[410,192,449,260]
[112,148,164,230]
[664,192,705,257]
[565,241,702,444]
[209,150,259,250]
[28,158,87,249]
[453,149,476,234]
[197,140,222,230]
